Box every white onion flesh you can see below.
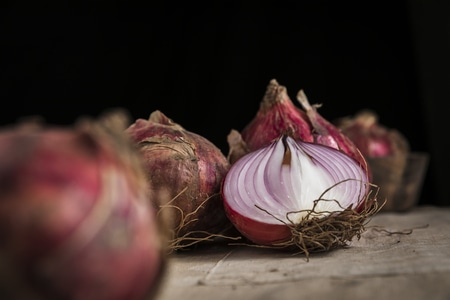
[222,135,370,225]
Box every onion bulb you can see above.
[228,80,369,181]
[222,134,379,256]
[334,110,413,211]
[334,109,410,158]
[239,79,314,152]
[125,110,234,251]
[0,110,166,300]
[296,90,371,179]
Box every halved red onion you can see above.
[222,135,370,247]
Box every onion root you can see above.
[230,183,384,261]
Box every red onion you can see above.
[239,79,314,152]
[296,90,371,179]
[0,112,165,300]
[222,134,377,254]
[125,110,233,250]
[335,110,413,211]
[334,109,410,157]
[229,80,369,179]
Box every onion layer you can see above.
[222,135,377,253]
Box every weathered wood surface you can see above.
[155,206,450,300]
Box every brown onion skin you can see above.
[125,110,232,244]
[239,79,314,152]
[0,118,165,300]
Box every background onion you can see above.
[334,109,410,158]
[125,110,233,250]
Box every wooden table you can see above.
[154,206,450,300]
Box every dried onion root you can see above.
[259,190,382,258]
[229,189,383,260]
[156,189,241,252]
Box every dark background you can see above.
[1,2,448,207]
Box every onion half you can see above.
[222,135,379,254]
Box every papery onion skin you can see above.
[125,110,232,246]
[239,79,314,152]
[222,135,370,247]
[0,113,165,300]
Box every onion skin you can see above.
[334,109,410,158]
[239,79,314,152]
[125,110,232,247]
[296,90,371,180]
[0,114,165,300]
[226,129,250,165]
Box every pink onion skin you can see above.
[240,79,314,152]
[0,120,165,300]
[335,109,410,158]
[296,90,371,181]
[125,110,232,240]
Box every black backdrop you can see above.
[1,1,448,206]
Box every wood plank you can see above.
[155,206,450,300]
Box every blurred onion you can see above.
[0,111,166,300]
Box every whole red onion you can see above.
[0,112,165,300]
[229,80,369,181]
[335,109,410,157]
[239,79,314,152]
[125,110,233,250]
[296,90,371,180]
[335,110,414,211]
